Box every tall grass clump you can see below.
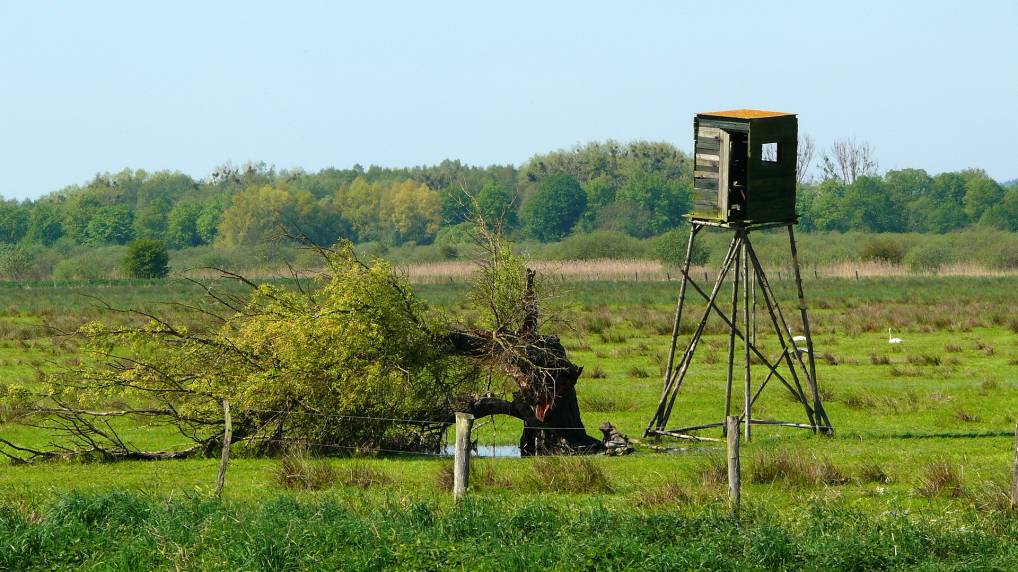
[273,446,338,490]
[697,454,728,489]
[915,459,964,498]
[750,451,848,487]
[528,456,614,493]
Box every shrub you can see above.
[52,247,127,281]
[653,228,710,266]
[546,230,647,260]
[123,239,169,279]
[985,243,1018,269]
[904,243,950,273]
[860,236,905,263]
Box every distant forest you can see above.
[0,139,1015,280]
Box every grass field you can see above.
[1,275,1017,569]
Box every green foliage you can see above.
[133,197,171,240]
[0,244,33,279]
[122,239,170,279]
[52,247,128,281]
[165,202,204,248]
[542,230,649,260]
[522,173,586,241]
[475,180,518,229]
[196,197,226,244]
[904,243,951,273]
[24,201,64,245]
[1,139,1013,279]
[0,200,28,244]
[217,185,294,248]
[591,201,654,237]
[85,205,135,245]
[653,228,709,266]
[54,242,479,449]
[859,236,905,263]
[616,172,691,235]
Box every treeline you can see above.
[0,140,1014,279]
[797,170,1018,233]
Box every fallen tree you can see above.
[1,229,627,463]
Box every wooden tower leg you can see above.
[742,240,752,441]
[661,223,702,390]
[787,225,833,433]
[647,233,743,435]
[724,232,742,424]
[742,238,818,428]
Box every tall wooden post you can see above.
[215,399,232,498]
[726,415,741,510]
[1011,420,1018,511]
[453,412,474,501]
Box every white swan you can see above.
[888,328,903,344]
[792,335,807,343]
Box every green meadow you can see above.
[2,275,1018,570]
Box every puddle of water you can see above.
[442,444,521,458]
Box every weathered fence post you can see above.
[1011,420,1018,511]
[726,415,741,510]
[454,412,474,502]
[215,399,232,498]
[855,270,860,280]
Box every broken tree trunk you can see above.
[447,269,608,455]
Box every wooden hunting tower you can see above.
[692,109,798,224]
[645,109,833,444]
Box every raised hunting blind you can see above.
[692,109,798,224]
[645,109,833,443]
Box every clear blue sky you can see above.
[1,1,1015,200]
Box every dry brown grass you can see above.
[749,451,848,487]
[915,459,964,498]
[697,455,728,489]
[528,456,614,493]
[394,258,1018,284]
[340,463,392,488]
[857,463,893,484]
[626,366,651,379]
[953,408,979,422]
[273,447,337,490]
[869,354,891,365]
[579,393,638,412]
[436,462,513,491]
[635,482,698,507]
